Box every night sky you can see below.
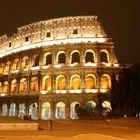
[0,0,139,64]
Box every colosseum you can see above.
[0,16,119,120]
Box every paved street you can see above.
[0,120,140,140]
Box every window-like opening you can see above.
[45,54,52,65]
[42,76,51,91]
[85,75,96,89]
[85,52,94,63]
[9,42,12,48]
[30,77,38,91]
[46,32,51,37]
[100,74,111,89]
[33,56,39,67]
[58,53,66,64]
[70,75,81,90]
[25,36,29,42]
[100,51,108,63]
[71,52,80,63]
[56,75,66,90]
[19,78,28,92]
[73,29,78,34]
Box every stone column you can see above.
[65,103,70,119]
[15,103,19,117]
[51,100,55,119]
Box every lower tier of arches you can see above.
[0,95,111,120]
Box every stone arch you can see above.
[5,61,11,72]
[85,101,96,112]
[11,79,17,93]
[102,101,111,116]
[19,78,28,92]
[30,77,38,91]
[41,102,51,120]
[2,104,8,116]
[29,102,38,120]
[42,76,51,90]
[71,50,80,64]
[18,103,26,118]
[100,50,109,63]
[56,75,66,90]
[12,58,20,70]
[32,55,39,67]
[70,75,81,90]
[44,53,52,65]
[3,81,8,94]
[57,51,66,64]
[85,49,95,63]
[0,63,4,74]
[100,74,111,89]
[70,101,80,119]
[85,74,96,89]
[21,56,29,69]
[9,103,16,116]
[55,102,65,119]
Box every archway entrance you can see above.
[55,102,65,119]
[2,104,7,116]
[70,101,80,119]
[29,103,38,120]
[18,103,26,118]
[41,102,51,120]
[9,103,16,116]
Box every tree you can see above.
[111,64,140,117]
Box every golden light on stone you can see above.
[0,16,119,119]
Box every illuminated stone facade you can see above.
[0,16,119,119]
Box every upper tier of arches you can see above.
[0,49,112,74]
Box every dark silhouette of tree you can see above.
[111,64,140,117]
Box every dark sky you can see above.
[0,0,139,64]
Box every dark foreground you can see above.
[0,119,140,140]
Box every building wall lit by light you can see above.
[0,16,119,119]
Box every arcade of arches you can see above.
[0,100,111,120]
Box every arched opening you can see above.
[102,101,111,116]
[11,79,17,93]
[70,101,80,119]
[100,74,111,89]
[0,63,4,74]
[41,102,51,120]
[42,76,51,90]
[57,52,66,64]
[32,55,39,67]
[3,81,8,94]
[85,101,96,112]
[85,50,95,63]
[71,51,80,64]
[85,74,96,89]
[56,75,66,90]
[5,61,11,73]
[29,103,38,120]
[30,77,38,91]
[100,50,109,63]
[55,102,65,119]
[2,104,8,116]
[21,56,29,69]
[18,103,26,118]
[70,75,81,90]
[13,58,20,70]
[45,53,52,65]
[19,78,28,92]
[9,103,16,116]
